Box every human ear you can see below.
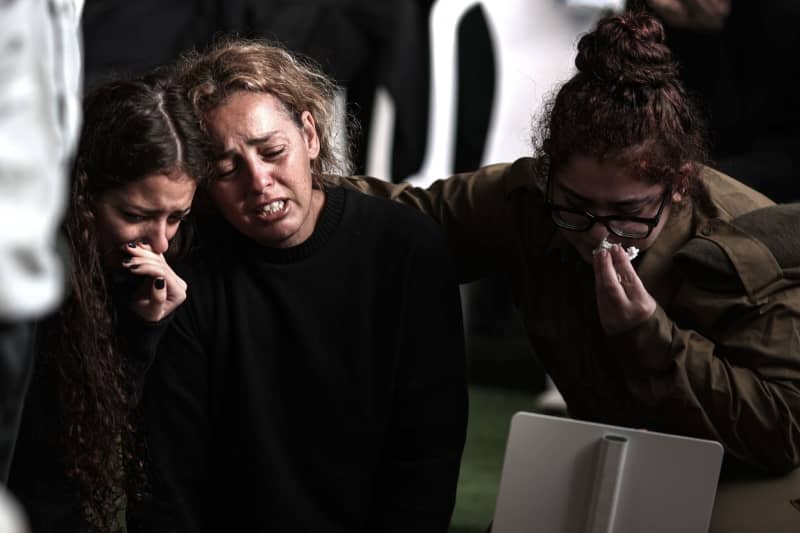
[300,111,320,160]
[672,162,692,202]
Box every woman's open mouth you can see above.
[255,199,288,220]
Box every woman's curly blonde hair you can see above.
[175,37,354,185]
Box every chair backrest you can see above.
[405,0,622,188]
[492,412,723,533]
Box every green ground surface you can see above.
[448,385,538,533]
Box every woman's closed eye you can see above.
[616,196,663,217]
[614,206,645,217]
[122,211,146,222]
[214,146,286,178]
[555,189,590,211]
[258,146,285,161]
[559,197,591,212]
[168,212,190,224]
[215,160,237,179]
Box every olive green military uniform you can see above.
[333,157,800,531]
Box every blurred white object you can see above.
[365,87,395,181]
[0,0,83,320]
[534,376,568,414]
[406,0,622,188]
[0,487,29,533]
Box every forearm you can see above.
[609,304,800,473]
[117,308,174,406]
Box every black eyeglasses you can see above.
[546,177,671,239]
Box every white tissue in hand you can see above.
[592,238,639,260]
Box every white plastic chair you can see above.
[404,0,623,187]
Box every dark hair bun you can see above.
[575,11,678,87]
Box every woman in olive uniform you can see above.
[334,11,800,531]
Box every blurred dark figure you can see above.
[82,0,433,183]
[638,0,800,202]
[217,0,434,182]
[81,1,215,89]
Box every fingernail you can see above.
[154,278,165,290]
[128,242,137,248]
[122,254,132,264]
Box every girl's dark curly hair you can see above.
[38,70,208,531]
[532,10,715,216]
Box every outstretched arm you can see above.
[114,244,191,406]
[334,158,542,282]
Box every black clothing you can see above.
[0,322,35,482]
[7,303,169,533]
[143,187,468,532]
[6,351,83,532]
